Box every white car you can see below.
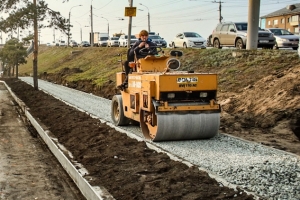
[59,40,66,47]
[264,28,299,50]
[107,37,119,47]
[118,35,138,47]
[171,32,206,49]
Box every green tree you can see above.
[0,38,27,78]
[22,34,34,46]
[0,0,69,89]
[0,1,68,35]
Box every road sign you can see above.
[125,7,136,17]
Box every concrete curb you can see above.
[1,81,115,200]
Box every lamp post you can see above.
[139,3,150,32]
[101,17,109,36]
[75,21,82,43]
[68,5,82,46]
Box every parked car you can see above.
[118,35,138,47]
[171,32,206,49]
[59,40,66,47]
[264,28,299,50]
[97,34,109,47]
[107,37,119,47]
[80,41,91,47]
[148,35,167,48]
[70,41,78,47]
[211,22,276,49]
[46,43,51,46]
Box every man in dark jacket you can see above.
[129,30,157,60]
[117,30,157,90]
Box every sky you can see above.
[2,0,300,45]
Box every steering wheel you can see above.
[139,46,162,56]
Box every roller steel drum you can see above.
[141,112,220,141]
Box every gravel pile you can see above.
[20,77,300,200]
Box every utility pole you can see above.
[212,0,224,23]
[246,0,260,50]
[33,0,38,89]
[68,11,71,46]
[147,11,150,32]
[127,0,133,48]
[90,2,94,47]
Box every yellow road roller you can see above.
[111,48,221,141]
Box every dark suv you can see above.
[210,22,275,49]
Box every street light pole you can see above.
[101,17,109,36]
[75,21,82,43]
[139,3,150,32]
[68,5,82,46]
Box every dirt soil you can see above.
[0,83,85,200]
[2,78,255,200]
[219,67,300,154]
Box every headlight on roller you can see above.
[167,58,180,70]
[200,92,208,97]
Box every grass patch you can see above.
[19,46,300,90]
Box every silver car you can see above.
[265,28,299,50]
[211,22,275,49]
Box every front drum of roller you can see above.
[141,111,220,141]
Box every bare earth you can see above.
[219,66,300,155]
[0,83,85,200]
[2,78,255,200]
